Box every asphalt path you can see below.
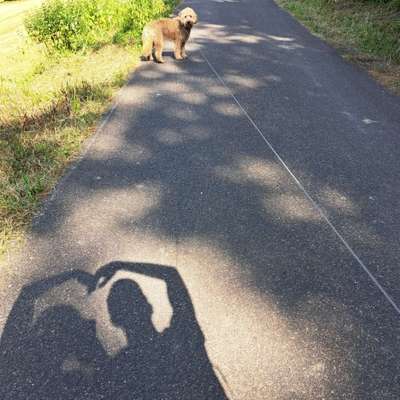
[1,0,400,399]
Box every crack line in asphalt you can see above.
[199,49,400,317]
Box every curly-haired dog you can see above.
[141,7,198,63]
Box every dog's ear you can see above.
[178,9,186,25]
[192,10,198,24]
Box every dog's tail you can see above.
[141,27,154,61]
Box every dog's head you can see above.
[178,7,198,29]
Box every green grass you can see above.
[277,0,400,93]
[0,44,139,257]
[0,0,176,259]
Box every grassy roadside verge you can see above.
[276,0,400,94]
[0,45,138,259]
[0,0,176,261]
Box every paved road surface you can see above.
[1,0,400,399]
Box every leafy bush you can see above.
[25,0,115,51]
[119,0,167,38]
[25,0,176,51]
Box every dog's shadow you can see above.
[157,50,175,59]
[142,50,178,63]
[0,262,228,399]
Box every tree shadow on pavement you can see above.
[18,27,400,398]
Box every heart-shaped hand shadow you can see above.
[0,262,229,400]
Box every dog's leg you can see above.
[141,40,153,61]
[154,34,165,63]
[141,28,153,61]
[174,39,184,60]
[181,41,188,59]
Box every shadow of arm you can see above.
[0,270,93,351]
[96,262,199,330]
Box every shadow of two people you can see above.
[0,262,228,400]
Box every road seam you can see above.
[199,49,400,317]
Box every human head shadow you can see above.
[0,263,229,400]
[95,261,228,399]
